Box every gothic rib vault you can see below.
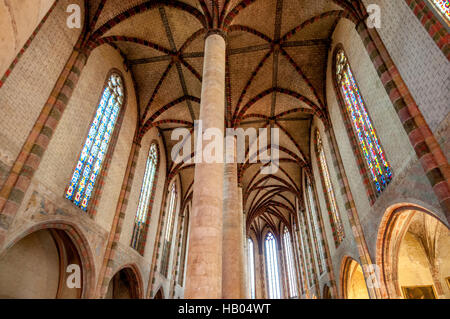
[82,0,364,240]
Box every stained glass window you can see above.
[131,143,158,251]
[66,73,124,211]
[431,0,450,22]
[247,238,256,299]
[305,179,327,274]
[316,131,345,245]
[265,232,281,299]
[336,50,392,195]
[161,182,177,276]
[283,228,298,298]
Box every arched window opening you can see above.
[315,130,345,245]
[335,49,392,196]
[265,232,281,299]
[430,0,450,23]
[161,182,177,277]
[305,178,327,274]
[283,228,298,298]
[247,238,256,299]
[131,143,158,252]
[292,222,306,295]
[177,207,190,286]
[66,73,124,211]
[299,212,314,288]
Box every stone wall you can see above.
[309,14,448,298]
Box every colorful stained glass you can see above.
[131,143,158,250]
[432,0,450,22]
[66,74,124,211]
[336,50,392,194]
[316,131,345,244]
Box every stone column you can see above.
[222,136,243,298]
[184,32,226,299]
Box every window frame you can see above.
[304,175,327,275]
[130,142,160,254]
[427,0,450,28]
[314,129,345,246]
[65,69,127,215]
[264,231,282,299]
[282,227,299,298]
[332,45,393,205]
[160,181,178,277]
[247,237,256,299]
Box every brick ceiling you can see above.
[84,0,365,236]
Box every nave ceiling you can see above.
[82,0,367,238]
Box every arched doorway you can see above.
[106,267,141,299]
[0,228,83,298]
[341,257,370,299]
[377,205,450,299]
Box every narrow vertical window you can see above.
[161,182,177,277]
[247,238,256,299]
[299,213,314,287]
[66,73,124,211]
[265,232,281,299]
[178,209,190,286]
[292,224,305,295]
[315,130,345,245]
[336,49,392,195]
[131,143,158,252]
[306,179,327,274]
[283,228,298,298]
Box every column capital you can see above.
[205,28,227,42]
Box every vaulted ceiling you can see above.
[82,0,366,239]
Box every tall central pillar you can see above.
[222,137,244,298]
[184,31,226,299]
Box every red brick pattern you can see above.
[330,45,379,205]
[0,1,58,89]
[324,126,381,299]
[0,48,89,244]
[314,129,345,247]
[1,221,96,298]
[307,174,339,298]
[356,22,450,221]
[404,0,450,60]
[132,142,161,255]
[146,180,170,298]
[96,139,141,298]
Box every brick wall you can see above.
[361,0,450,151]
[311,15,448,296]
[0,0,83,190]
[0,0,56,79]
[120,129,167,261]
